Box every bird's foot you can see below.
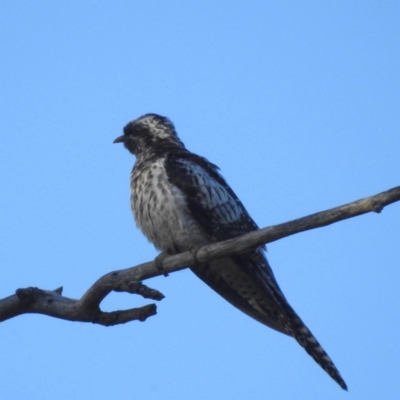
[154,252,169,277]
[189,245,201,267]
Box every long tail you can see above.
[245,252,348,390]
[193,256,348,390]
[283,303,348,390]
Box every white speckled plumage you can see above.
[130,158,209,252]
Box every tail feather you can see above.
[193,256,348,390]
[284,304,348,390]
[245,252,348,390]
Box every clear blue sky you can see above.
[1,2,399,399]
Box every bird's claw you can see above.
[154,252,169,277]
[189,245,201,266]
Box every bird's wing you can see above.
[164,152,348,390]
[164,152,258,239]
[164,151,288,309]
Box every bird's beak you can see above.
[113,135,126,144]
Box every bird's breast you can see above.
[130,158,208,253]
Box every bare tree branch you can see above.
[1,186,399,325]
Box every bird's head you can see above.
[113,114,185,158]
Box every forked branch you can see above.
[1,186,399,325]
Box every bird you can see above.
[113,113,347,390]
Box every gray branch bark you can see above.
[1,186,399,326]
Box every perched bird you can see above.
[114,113,347,390]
